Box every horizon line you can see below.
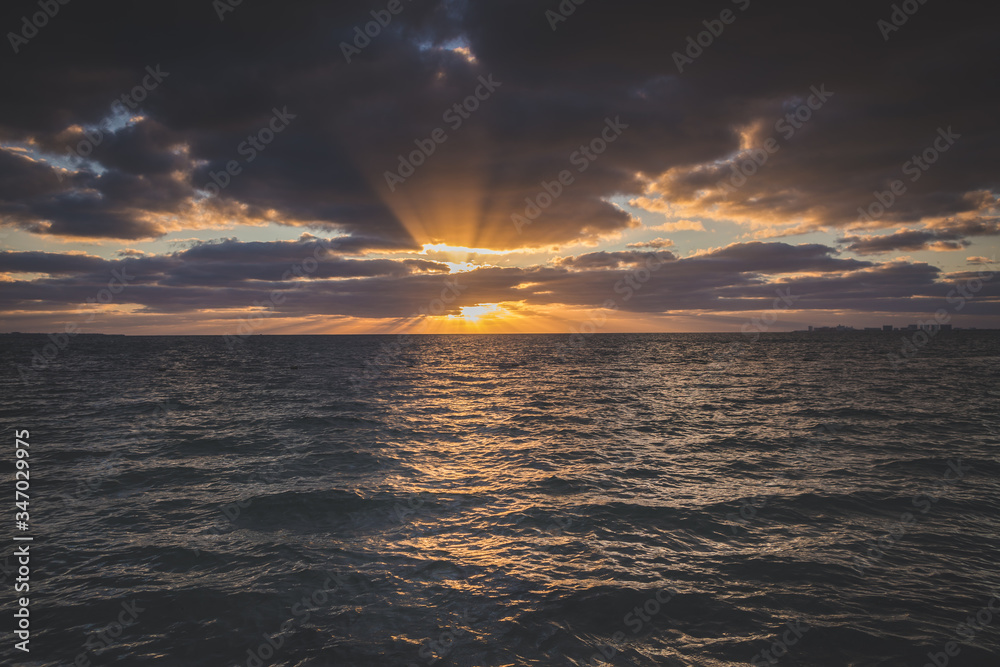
[3,329,997,337]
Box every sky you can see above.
[1,0,999,335]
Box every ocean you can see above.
[1,332,999,666]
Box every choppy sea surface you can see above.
[1,332,999,666]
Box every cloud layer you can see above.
[1,0,998,331]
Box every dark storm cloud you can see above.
[697,242,870,273]
[173,236,421,266]
[554,250,676,270]
[839,218,1000,254]
[8,239,996,322]
[840,230,968,255]
[0,0,996,246]
[0,249,109,275]
[936,217,1000,237]
[80,119,188,177]
[2,0,999,332]
[0,236,449,297]
[461,0,999,232]
[0,146,194,239]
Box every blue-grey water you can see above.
[1,332,999,666]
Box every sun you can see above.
[429,301,553,333]
[452,303,502,323]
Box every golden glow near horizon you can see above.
[451,303,502,323]
[443,261,481,274]
[421,243,519,256]
[436,302,522,332]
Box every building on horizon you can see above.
[806,325,856,332]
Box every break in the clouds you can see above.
[1,0,999,333]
